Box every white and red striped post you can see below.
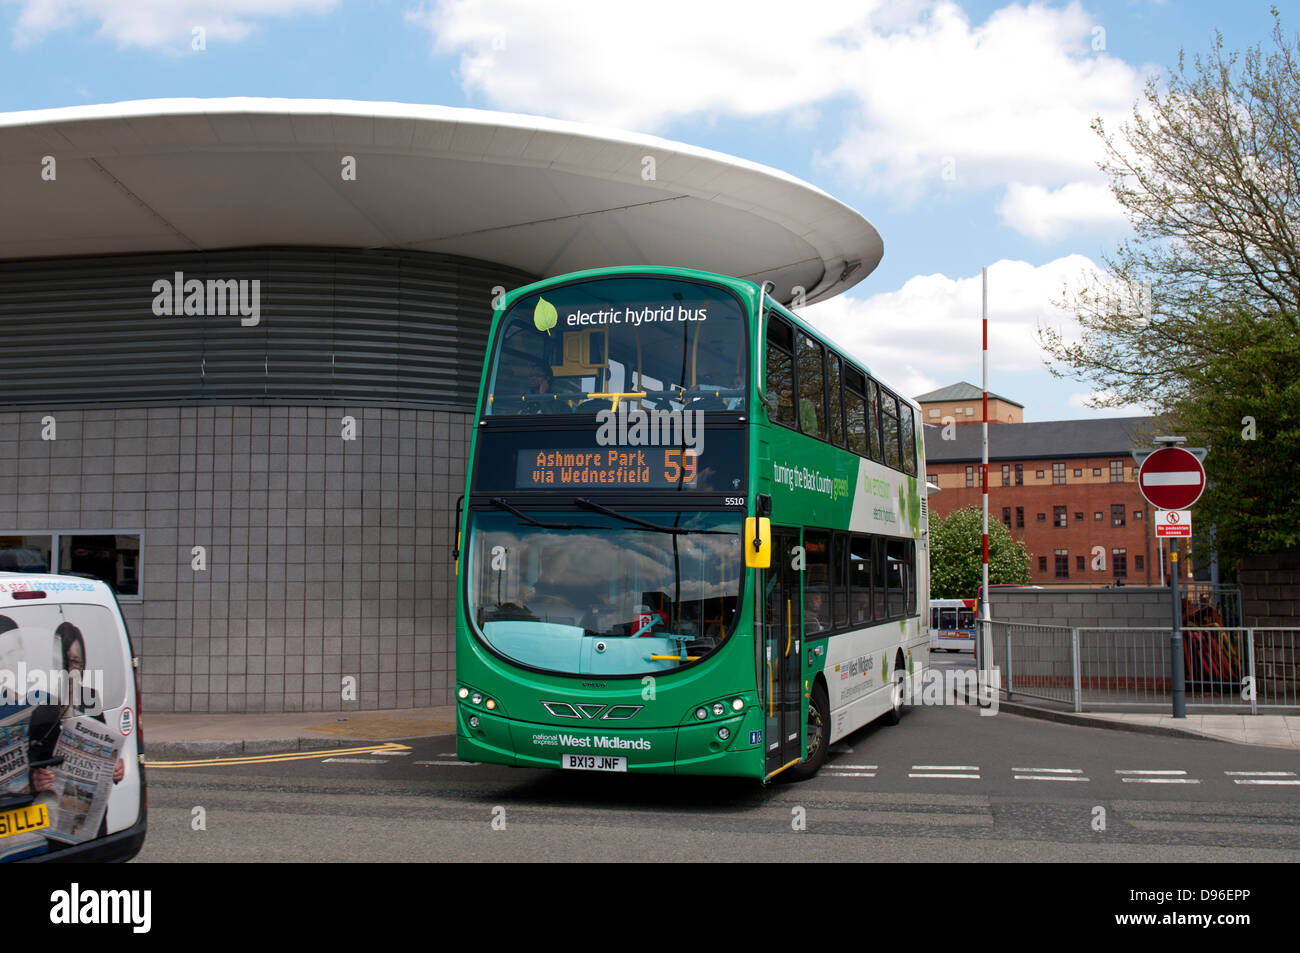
[981,267,990,623]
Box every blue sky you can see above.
[1,0,1291,420]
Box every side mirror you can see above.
[744,516,771,568]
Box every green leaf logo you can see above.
[533,297,557,336]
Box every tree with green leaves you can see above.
[1039,12,1300,567]
[929,506,1031,599]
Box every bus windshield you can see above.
[467,508,742,676]
[486,276,748,415]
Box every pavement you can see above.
[140,700,1300,760]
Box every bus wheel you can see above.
[787,683,829,781]
[884,669,906,725]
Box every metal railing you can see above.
[982,621,1298,712]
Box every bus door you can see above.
[763,528,803,776]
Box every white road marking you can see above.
[1232,779,1300,785]
[1115,769,1187,775]
[373,750,410,756]
[909,773,980,779]
[1015,775,1090,782]
[912,765,979,771]
[1013,767,1082,774]
[321,758,385,764]
[1121,778,1200,784]
[826,771,877,778]
[1224,771,1296,776]
[832,764,878,770]
[414,760,477,766]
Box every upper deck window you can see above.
[486,277,747,416]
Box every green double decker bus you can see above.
[455,266,928,780]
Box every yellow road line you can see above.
[146,741,412,769]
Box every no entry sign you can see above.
[1138,447,1206,510]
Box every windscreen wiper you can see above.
[573,497,733,535]
[489,498,598,531]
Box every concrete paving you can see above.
[139,701,1300,759]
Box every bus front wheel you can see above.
[787,682,829,781]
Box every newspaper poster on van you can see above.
[41,714,121,844]
[0,707,32,798]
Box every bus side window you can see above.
[845,367,867,456]
[766,315,796,427]
[796,333,825,439]
[851,534,872,624]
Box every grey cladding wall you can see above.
[0,247,533,408]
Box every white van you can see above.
[0,574,146,862]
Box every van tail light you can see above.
[11,590,47,599]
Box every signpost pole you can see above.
[1171,545,1186,718]
[980,267,991,674]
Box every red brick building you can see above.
[923,413,1163,587]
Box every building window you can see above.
[1038,556,1048,572]
[1074,512,1084,521]
[1055,549,1069,578]
[966,466,974,488]
[1110,460,1124,482]
[965,407,974,416]
[1073,468,1082,477]
[1112,504,1126,527]
[1036,469,1045,479]
[1113,548,1127,578]
[1001,464,1010,486]
[1015,507,1024,529]
[1134,510,1144,520]
[1076,555,1086,572]
[1132,466,1139,477]
[1036,512,1046,522]
[1054,506,1067,528]
[1015,464,1024,486]
[1053,462,1066,484]
[1002,507,1011,526]
[0,533,141,597]
[928,408,939,418]
[1092,468,1102,477]
[1094,511,1103,520]
[1135,555,1145,571]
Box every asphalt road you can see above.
[136,676,1300,862]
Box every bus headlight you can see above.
[717,727,730,740]
[471,693,483,705]
[468,715,480,728]
[695,707,708,720]
[458,687,469,699]
[711,702,725,717]
[485,698,496,710]
[731,698,744,711]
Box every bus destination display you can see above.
[516,448,699,489]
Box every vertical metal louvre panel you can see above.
[0,247,531,408]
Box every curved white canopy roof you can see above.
[0,98,881,304]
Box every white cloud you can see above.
[798,255,1105,400]
[997,181,1128,240]
[412,0,1152,221]
[407,0,875,129]
[8,0,336,50]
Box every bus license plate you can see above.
[0,802,50,838]
[562,754,627,772]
